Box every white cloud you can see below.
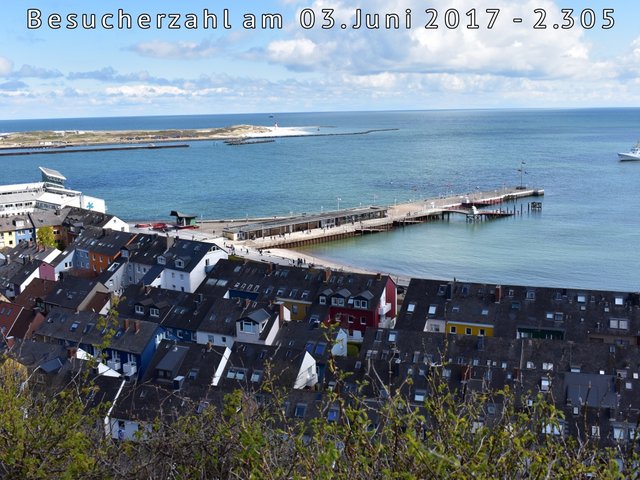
[105,85,188,97]
[260,0,601,81]
[265,38,330,70]
[129,39,218,59]
[0,57,13,77]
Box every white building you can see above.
[0,167,106,216]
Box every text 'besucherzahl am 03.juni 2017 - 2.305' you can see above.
[24,6,616,31]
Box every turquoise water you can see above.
[1,109,639,290]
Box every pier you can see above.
[222,186,544,249]
[0,143,189,157]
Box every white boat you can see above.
[618,142,640,161]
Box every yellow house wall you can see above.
[446,322,494,337]
[0,231,15,248]
[282,301,310,321]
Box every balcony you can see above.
[106,359,121,371]
[122,362,137,377]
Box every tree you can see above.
[36,226,57,249]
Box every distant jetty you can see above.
[0,143,189,157]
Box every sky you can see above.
[0,0,639,119]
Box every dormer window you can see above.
[150,307,159,317]
[175,259,184,268]
[135,305,144,315]
[361,300,368,309]
[157,256,166,265]
[319,296,326,305]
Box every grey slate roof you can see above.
[35,307,159,355]
[71,225,134,257]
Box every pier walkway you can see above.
[222,186,544,249]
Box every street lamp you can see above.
[517,161,527,189]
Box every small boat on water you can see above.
[618,142,640,161]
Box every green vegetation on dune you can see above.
[0,124,271,149]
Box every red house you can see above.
[320,271,396,339]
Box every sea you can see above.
[1,109,639,292]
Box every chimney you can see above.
[124,318,130,331]
[495,285,502,304]
[166,235,175,251]
[323,268,331,283]
[134,320,140,334]
[5,254,9,265]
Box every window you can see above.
[407,303,416,313]
[150,307,159,317]
[135,305,144,315]
[294,403,307,418]
[465,327,472,335]
[414,389,427,403]
[361,300,368,309]
[360,317,367,326]
[251,370,263,383]
[327,407,339,422]
[428,304,437,316]
[613,427,625,441]
[449,326,457,334]
[479,329,486,336]
[481,308,489,316]
[610,318,629,330]
[591,425,600,437]
[542,362,553,371]
[188,368,199,380]
[526,290,535,300]
[241,320,257,334]
[540,377,550,392]
[226,367,246,380]
[319,296,326,305]
[388,331,397,342]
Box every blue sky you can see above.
[0,0,638,119]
